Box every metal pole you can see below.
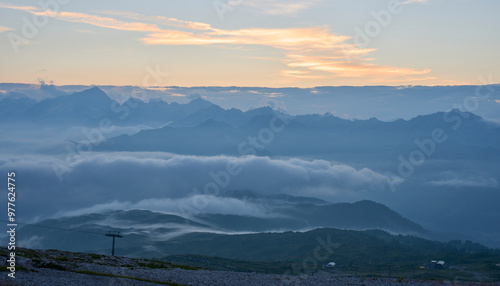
[105,231,123,256]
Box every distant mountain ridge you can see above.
[2,86,497,161]
[0,87,216,127]
[97,103,500,161]
[16,212,499,280]
[0,87,280,128]
[18,196,429,256]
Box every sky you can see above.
[0,0,499,87]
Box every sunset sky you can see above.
[1,0,499,87]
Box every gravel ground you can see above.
[1,269,159,286]
[1,247,499,285]
[2,266,500,286]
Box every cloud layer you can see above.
[0,152,392,221]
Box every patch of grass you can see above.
[15,249,41,260]
[0,266,9,272]
[89,253,102,259]
[163,254,288,273]
[32,260,67,271]
[54,256,69,262]
[175,264,203,271]
[138,262,169,269]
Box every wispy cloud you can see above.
[238,0,325,15]
[428,172,499,188]
[56,196,273,219]
[401,0,429,4]
[0,25,12,33]
[73,29,100,34]
[281,53,431,80]
[140,26,349,49]
[98,10,212,31]
[141,23,430,81]
[429,178,498,188]
[0,3,38,11]
[0,3,431,83]
[0,3,160,32]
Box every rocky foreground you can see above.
[1,247,499,286]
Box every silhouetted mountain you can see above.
[1,87,217,127]
[18,197,428,256]
[23,87,113,125]
[17,212,498,274]
[171,105,243,127]
[98,108,500,161]
[0,97,37,121]
[115,97,214,126]
[282,200,425,233]
[170,105,277,128]
[197,199,426,235]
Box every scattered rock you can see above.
[17,257,32,268]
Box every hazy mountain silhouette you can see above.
[0,87,215,127]
[18,198,428,255]
[98,106,500,161]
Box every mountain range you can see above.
[1,86,499,249]
[18,192,428,254]
[2,87,499,163]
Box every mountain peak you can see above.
[85,86,105,94]
[186,97,214,111]
[409,109,483,125]
[447,108,483,121]
[73,86,110,101]
[189,97,212,104]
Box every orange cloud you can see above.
[56,11,161,32]
[0,3,432,84]
[283,53,430,78]
[281,70,326,79]
[0,4,161,32]
[0,3,38,12]
[141,27,350,50]
[206,27,350,50]
[141,23,431,81]
[99,10,212,31]
[0,25,12,33]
